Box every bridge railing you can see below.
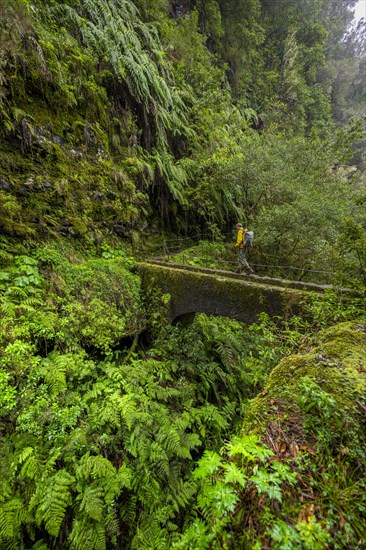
[136,233,342,285]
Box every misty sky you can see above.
[353,0,365,22]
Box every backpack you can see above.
[244,230,254,246]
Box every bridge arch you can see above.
[139,261,313,325]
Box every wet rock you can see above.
[107,191,118,200]
[0,178,10,190]
[34,135,50,147]
[70,149,83,159]
[113,223,129,237]
[92,192,104,201]
[96,148,107,159]
[33,126,54,148]
[59,225,75,237]
[18,177,35,194]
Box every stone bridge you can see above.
[138,260,335,325]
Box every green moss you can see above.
[243,319,366,433]
[139,261,309,325]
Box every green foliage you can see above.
[33,470,75,537]
[0,368,16,415]
[270,518,330,550]
[0,245,283,549]
[175,320,366,549]
[0,0,365,548]
[174,435,297,548]
[0,246,144,352]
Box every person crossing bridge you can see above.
[234,223,254,275]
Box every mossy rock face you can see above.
[243,319,366,445]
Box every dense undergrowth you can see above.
[1,0,366,548]
[0,240,289,549]
[0,239,365,549]
[175,320,366,549]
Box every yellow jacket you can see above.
[235,228,246,248]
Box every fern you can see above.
[103,464,132,505]
[117,393,138,430]
[226,434,274,462]
[223,463,247,487]
[79,485,104,522]
[193,451,222,480]
[76,454,116,482]
[54,0,192,147]
[119,494,137,526]
[33,470,74,537]
[32,541,49,550]
[20,453,39,481]
[131,515,169,550]
[166,478,197,513]
[0,498,27,541]
[38,354,67,397]
[69,516,106,550]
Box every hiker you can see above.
[235,223,254,275]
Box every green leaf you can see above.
[223,463,247,487]
[193,451,223,479]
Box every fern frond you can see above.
[69,515,106,550]
[32,540,49,550]
[167,478,197,512]
[76,454,116,481]
[52,0,189,151]
[38,360,67,397]
[5,286,28,300]
[0,299,16,317]
[119,494,137,525]
[34,470,74,537]
[79,484,104,522]
[0,498,27,541]
[117,393,138,430]
[84,381,108,402]
[15,446,34,467]
[20,453,39,481]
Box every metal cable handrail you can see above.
[160,247,334,275]
[155,236,337,283]
[160,257,334,276]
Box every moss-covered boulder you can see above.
[244,320,366,438]
[239,320,366,548]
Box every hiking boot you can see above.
[247,267,254,275]
[235,268,242,274]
